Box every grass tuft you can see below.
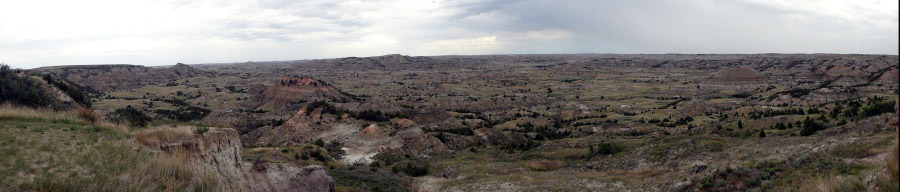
[132,126,194,147]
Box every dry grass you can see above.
[132,126,194,147]
[799,139,899,192]
[0,104,129,133]
[76,107,99,123]
[0,104,80,123]
[887,141,898,183]
[0,107,214,191]
[799,175,866,192]
[526,160,561,172]
[139,149,196,190]
[875,140,898,192]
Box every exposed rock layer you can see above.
[153,128,336,192]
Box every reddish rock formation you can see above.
[247,76,356,110]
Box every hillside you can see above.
[0,105,336,191]
[0,64,337,191]
[16,54,900,191]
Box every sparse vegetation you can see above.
[305,100,404,122]
[109,105,151,127]
[9,54,898,191]
[588,142,626,157]
[42,74,92,106]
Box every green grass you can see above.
[0,113,196,191]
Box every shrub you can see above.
[0,64,57,108]
[110,106,151,127]
[393,162,429,177]
[153,105,210,122]
[325,141,345,160]
[76,107,99,124]
[589,142,626,156]
[859,99,895,119]
[314,138,325,147]
[799,117,825,136]
[194,126,209,134]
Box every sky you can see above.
[0,0,897,69]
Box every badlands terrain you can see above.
[1,53,898,191]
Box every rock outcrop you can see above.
[248,163,336,192]
[245,76,357,112]
[157,128,250,190]
[148,127,336,192]
[247,104,449,164]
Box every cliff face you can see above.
[158,128,250,190]
[149,127,336,192]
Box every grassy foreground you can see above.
[0,105,210,191]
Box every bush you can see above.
[589,142,626,157]
[799,117,825,136]
[657,116,693,127]
[325,141,345,160]
[153,105,211,122]
[110,106,151,127]
[193,126,209,134]
[76,107,99,124]
[859,99,895,119]
[314,138,325,147]
[0,64,57,108]
[393,162,429,177]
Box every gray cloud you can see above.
[0,0,896,68]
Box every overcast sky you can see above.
[1,0,897,68]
